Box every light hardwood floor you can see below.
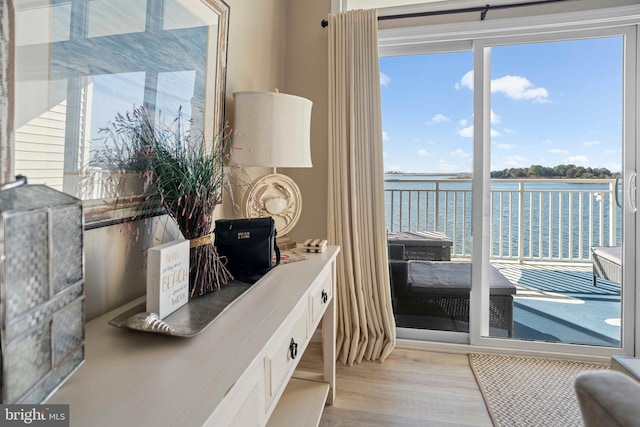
[297,343,493,427]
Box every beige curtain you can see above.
[327,9,396,365]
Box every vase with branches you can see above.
[96,106,239,297]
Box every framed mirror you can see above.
[13,0,230,228]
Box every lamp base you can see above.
[244,172,303,238]
[276,235,297,250]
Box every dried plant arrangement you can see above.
[95,106,240,297]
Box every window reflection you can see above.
[87,0,147,38]
[14,0,223,222]
[163,0,217,31]
[16,1,71,46]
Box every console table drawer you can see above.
[265,305,308,402]
[309,269,332,328]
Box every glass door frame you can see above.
[470,26,636,358]
[380,5,640,358]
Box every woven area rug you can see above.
[469,353,608,427]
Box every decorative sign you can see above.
[147,240,190,319]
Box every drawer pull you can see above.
[321,290,328,304]
[289,338,298,360]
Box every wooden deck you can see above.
[493,262,620,297]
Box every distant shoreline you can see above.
[384,171,618,180]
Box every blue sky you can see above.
[380,36,623,174]
[90,71,195,150]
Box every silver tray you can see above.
[109,281,253,337]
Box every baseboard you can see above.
[395,338,613,364]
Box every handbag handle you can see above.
[274,240,281,265]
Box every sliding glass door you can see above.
[381,19,637,356]
[382,50,476,341]
[481,34,628,346]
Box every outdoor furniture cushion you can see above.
[591,246,621,286]
[400,261,515,336]
[387,231,452,261]
[408,261,516,296]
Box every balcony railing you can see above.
[385,178,621,263]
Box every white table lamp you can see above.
[232,91,313,248]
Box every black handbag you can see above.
[214,217,281,283]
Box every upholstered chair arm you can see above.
[575,370,640,427]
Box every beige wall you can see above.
[222,0,332,245]
[221,0,287,220]
[283,0,332,243]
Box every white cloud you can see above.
[438,160,458,172]
[457,125,500,138]
[380,72,390,87]
[503,128,516,134]
[496,143,514,149]
[459,119,468,127]
[549,148,569,154]
[492,75,549,102]
[417,149,432,156]
[457,126,474,138]
[456,70,474,91]
[582,140,600,146]
[491,110,500,124]
[565,155,589,165]
[450,149,470,158]
[503,155,527,166]
[429,114,450,124]
[605,162,622,172]
[605,149,619,154]
[456,71,549,102]
[382,131,390,141]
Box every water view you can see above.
[385,173,621,262]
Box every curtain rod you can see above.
[320,0,573,27]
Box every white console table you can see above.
[49,246,340,427]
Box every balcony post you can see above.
[609,179,617,246]
[435,180,441,232]
[518,181,525,264]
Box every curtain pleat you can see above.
[327,9,396,365]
